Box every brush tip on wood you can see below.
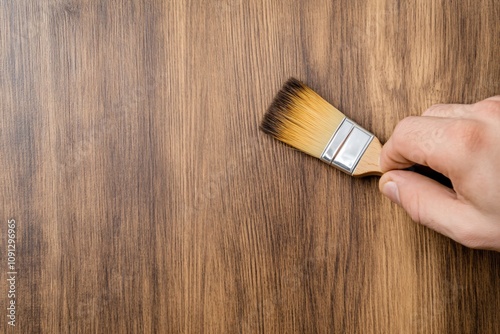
[260,78,345,159]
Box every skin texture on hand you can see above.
[379,96,500,251]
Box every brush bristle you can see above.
[260,78,345,158]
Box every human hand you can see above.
[379,96,500,251]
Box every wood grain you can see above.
[1,0,499,333]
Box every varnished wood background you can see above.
[1,0,499,333]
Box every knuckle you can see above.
[445,119,485,153]
[393,117,419,142]
[397,116,419,129]
[422,104,444,116]
[473,99,500,120]
[484,95,500,102]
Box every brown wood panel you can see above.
[1,0,499,333]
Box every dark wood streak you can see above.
[0,0,499,333]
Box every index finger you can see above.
[380,116,478,178]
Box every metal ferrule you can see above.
[320,117,374,175]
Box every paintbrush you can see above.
[260,78,383,177]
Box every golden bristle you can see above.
[260,78,346,158]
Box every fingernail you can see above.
[382,181,400,205]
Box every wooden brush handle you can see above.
[351,139,453,186]
[352,137,383,177]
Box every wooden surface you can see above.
[1,0,499,333]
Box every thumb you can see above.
[379,170,462,239]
